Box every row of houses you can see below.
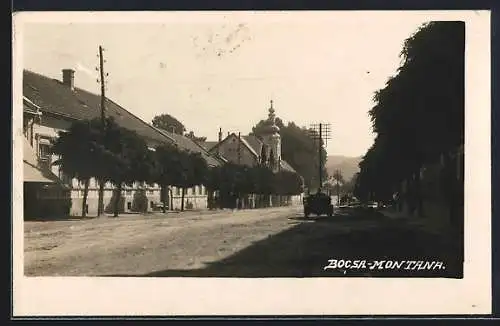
[22,68,303,218]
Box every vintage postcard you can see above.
[12,10,491,316]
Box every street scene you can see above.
[21,14,464,278]
[25,206,459,277]
[24,205,460,277]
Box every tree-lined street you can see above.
[24,20,466,279]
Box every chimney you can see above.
[62,69,75,90]
[218,128,222,142]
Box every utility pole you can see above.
[309,122,331,193]
[319,123,322,188]
[237,132,242,165]
[96,45,108,217]
[99,45,106,126]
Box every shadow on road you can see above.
[104,210,463,279]
[24,215,93,222]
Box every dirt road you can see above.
[24,206,460,277]
[24,207,305,276]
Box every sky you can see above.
[22,12,430,157]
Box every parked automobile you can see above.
[365,201,378,209]
[303,192,334,218]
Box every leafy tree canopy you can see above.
[355,21,465,201]
[152,113,186,135]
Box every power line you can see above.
[309,122,331,145]
[309,122,332,190]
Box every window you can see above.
[39,143,51,159]
[175,187,180,196]
[148,189,154,195]
[198,186,203,195]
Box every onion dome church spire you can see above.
[260,99,281,172]
[263,100,280,134]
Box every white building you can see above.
[22,68,222,218]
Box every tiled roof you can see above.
[156,128,223,167]
[198,141,219,151]
[242,135,263,154]
[204,133,299,175]
[207,133,260,159]
[280,160,297,173]
[23,70,175,147]
[240,134,298,175]
[238,136,260,158]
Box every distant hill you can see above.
[326,155,362,181]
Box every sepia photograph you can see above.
[13,10,491,316]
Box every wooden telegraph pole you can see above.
[99,45,106,126]
[309,122,331,193]
[97,45,107,217]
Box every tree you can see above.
[341,173,357,196]
[152,113,186,135]
[269,148,275,170]
[356,21,464,216]
[89,117,116,218]
[169,150,208,211]
[253,165,274,207]
[260,145,267,166]
[273,170,303,196]
[100,119,153,217]
[154,144,180,212]
[331,169,345,205]
[251,119,327,190]
[51,119,103,218]
[205,164,223,209]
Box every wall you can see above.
[29,114,210,217]
[170,185,209,211]
[215,134,259,167]
[68,182,163,216]
[23,113,36,146]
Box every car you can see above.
[303,191,334,218]
[347,201,362,208]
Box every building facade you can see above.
[22,69,220,218]
[202,101,304,206]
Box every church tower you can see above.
[260,100,281,172]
